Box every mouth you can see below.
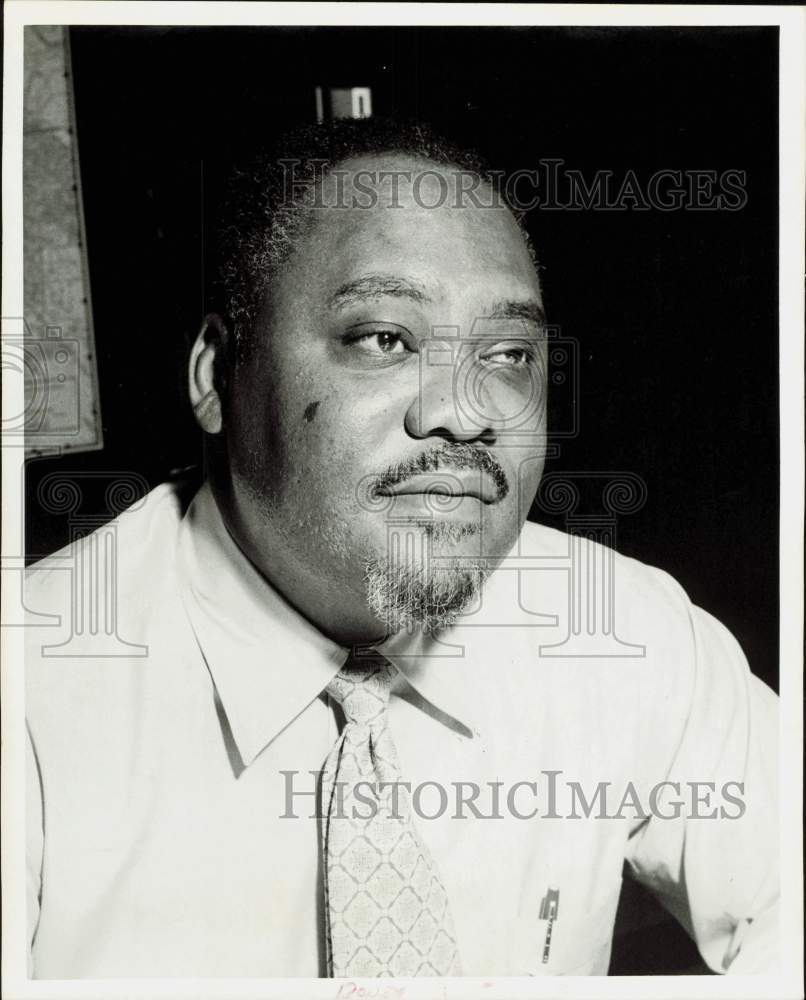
[375,472,500,505]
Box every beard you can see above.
[363,520,488,634]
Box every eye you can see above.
[358,331,407,354]
[480,344,535,367]
[345,325,415,357]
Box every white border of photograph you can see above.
[2,4,803,999]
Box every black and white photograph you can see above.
[2,3,803,998]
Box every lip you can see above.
[376,471,499,505]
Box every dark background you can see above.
[25,25,779,975]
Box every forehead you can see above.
[282,154,541,308]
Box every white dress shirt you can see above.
[25,480,778,978]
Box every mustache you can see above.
[369,443,510,502]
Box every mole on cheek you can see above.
[303,401,320,423]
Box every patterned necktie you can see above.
[322,650,461,977]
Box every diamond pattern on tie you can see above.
[322,652,461,977]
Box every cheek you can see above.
[486,373,546,435]
[285,392,377,490]
[514,449,545,500]
[296,380,398,447]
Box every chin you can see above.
[421,520,481,544]
[362,534,488,635]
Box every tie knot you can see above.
[327,651,395,727]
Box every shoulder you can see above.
[24,478,193,622]
[519,518,694,628]
[514,520,776,771]
[518,518,774,705]
[24,479,200,720]
[516,519,734,703]
[24,478,211,784]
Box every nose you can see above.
[404,340,497,445]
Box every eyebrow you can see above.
[329,273,546,329]
[330,274,431,310]
[487,298,547,329]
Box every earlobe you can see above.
[194,388,223,435]
[189,313,228,435]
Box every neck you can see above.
[209,478,391,648]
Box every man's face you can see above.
[223,154,546,642]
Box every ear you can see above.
[189,313,229,434]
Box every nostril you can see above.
[404,390,497,444]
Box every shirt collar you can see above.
[380,628,478,741]
[178,483,347,767]
[378,542,521,742]
[178,482,480,766]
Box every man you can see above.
[25,118,777,978]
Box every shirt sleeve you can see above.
[27,723,44,977]
[624,596,779,974]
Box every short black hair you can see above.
[215,117,537,358]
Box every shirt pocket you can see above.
[510,878,623,976]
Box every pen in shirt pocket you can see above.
[539,887,560,963]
